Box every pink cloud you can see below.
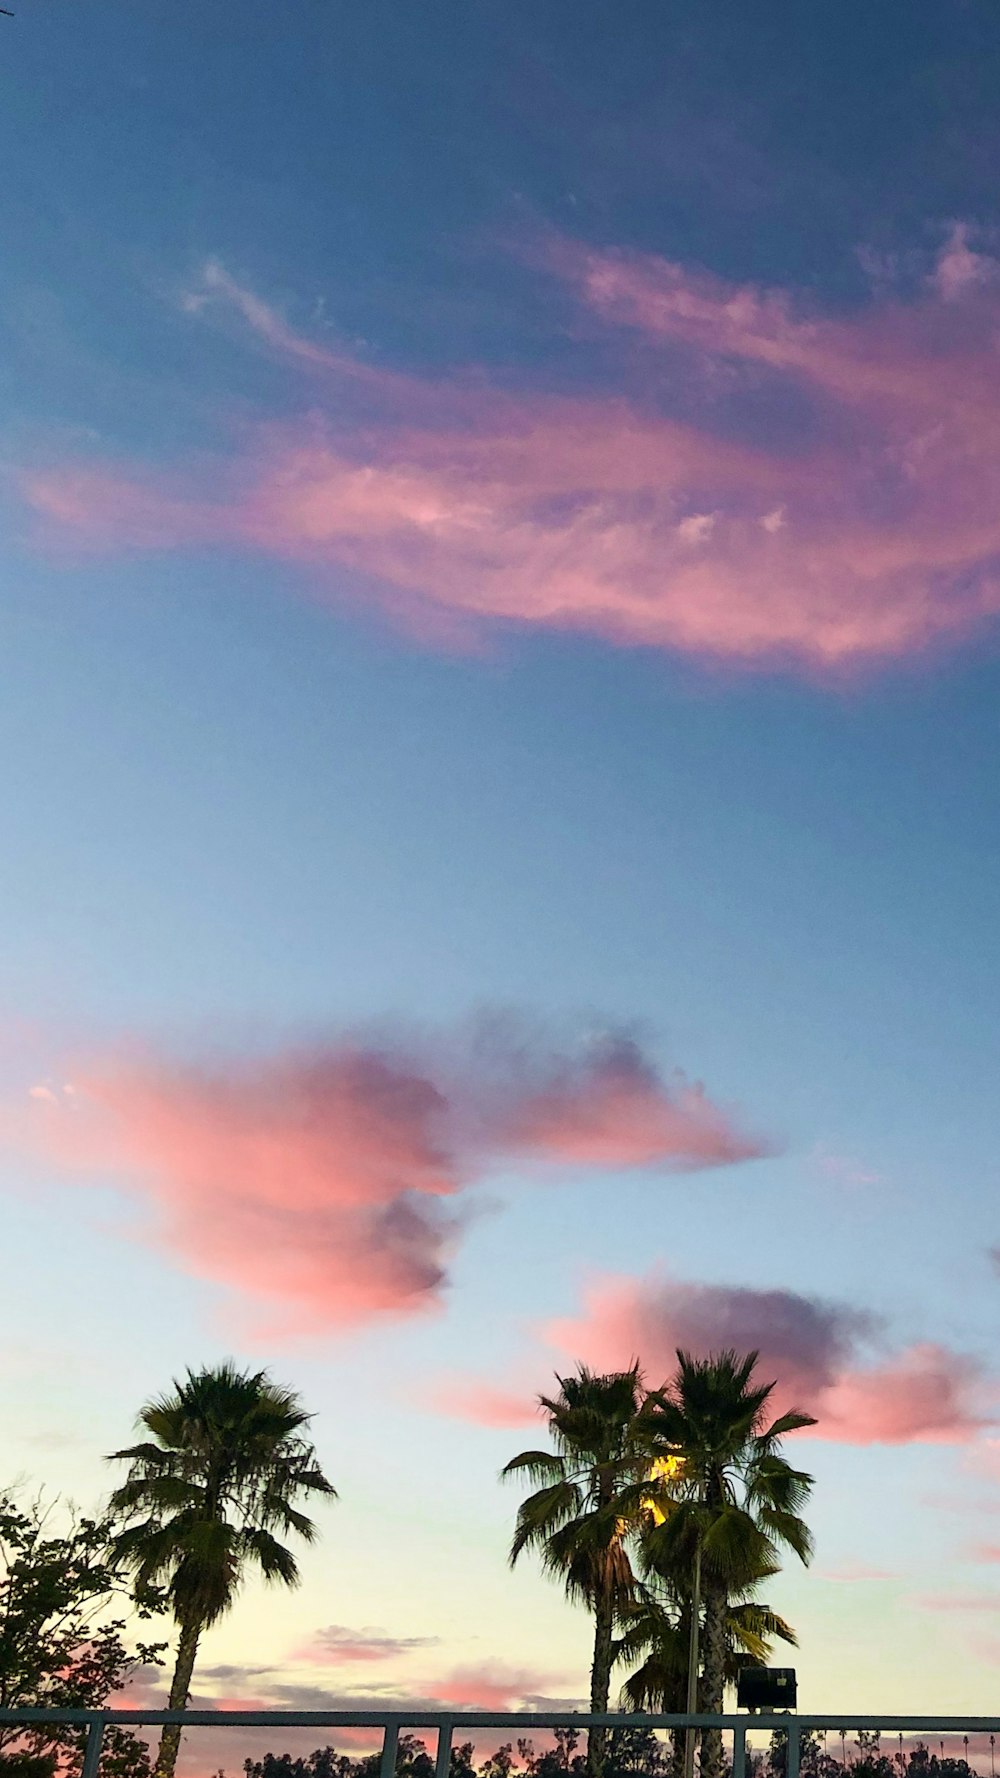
[932,223,997,303]
[14,1019,763,1334]
[818,1342,990,1445]
[48,1044,459,1335]
[425,1376,541,1429]
[501,1036,768,1170]
[421,1663,572,1711]
[547,1272,868,1408]
[554,230,999,411]
[816,1563,898,1583]
[21,233,1000,674]
[540,1272,989,1445]
[965,1542,1000,1563]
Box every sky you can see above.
[3,0,1000,1756]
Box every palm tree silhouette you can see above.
[643,1350,814,1778]
[503,1365,657,1778]
[108,1362,336,1778]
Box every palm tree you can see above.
[107,1362,336,1778]
[643,1350,815,1778]
[502,1366,658,1778]
[615,1579,796,1717]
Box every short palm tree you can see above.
[615,1580,796,1709]
[107,1362,336,1778]
[503,1366,658,1778]
[643,1351,815,1778]
[615,1580,795,1778]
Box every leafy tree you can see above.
[904,1747,972,1778]
[0,1493,164,1778]
[763,1736,978,1778]
[603,1728,670,1778]
[244,1751,353,1778]
[397,1739,434,1778]
[766,1732,840,1778]
[353,1736,440,1778]
[503,1367,657,1778]
[643,1351,815,1778]
[479,1749,516,1778]
[108,1362,336,1778]
[517,1733,585,1778]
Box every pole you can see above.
[435,1722,453,1778]
[684,1541,702,1778]
[81,1716,106,1778]
[380,1722,399,1778]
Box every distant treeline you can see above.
[240,1731,982,1778]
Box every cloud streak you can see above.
[20,228,1000,674]
[15,1018,765,1335]
[292,1626,440,1665]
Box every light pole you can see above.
[683,1538,703,1778]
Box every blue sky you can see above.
[3,0,1000,1739]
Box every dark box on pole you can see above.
[736,1668,798,1710]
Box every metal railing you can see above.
[4,1709,1000,1778]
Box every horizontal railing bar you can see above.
[4,1710,1000,1731]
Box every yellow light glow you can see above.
[643,1453,686,1524]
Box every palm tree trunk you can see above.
[155,1614,202,1778]
[697,1582,727,1778]
[587,1577,615,1778]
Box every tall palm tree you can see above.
[643,1351,815,1778]
[107,1362,336,1778]
[502,1366,658,1778]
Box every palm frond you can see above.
[754,1505,814,1565]
[108,1474,202,1516]
[509,1480,582,1564]
[728,1601,797,1649]
[106,1442,173,1468]
[240,1526,300,1587]
[500,1451,567,1485]
[761,1410,818,1441]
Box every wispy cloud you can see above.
[963,1542,1000,1563]
[910,1592,1000,1613]
[812,1146,884,1189]
[292,1625,440,1665]
[931,223,998,303]
[425,1377,545,1429]
[20,227,1000,675]
[816,1563,899,1583]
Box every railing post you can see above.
[786,1723,800,1778]
[732,1725,747,1778]
[380,1722,400,1778]
[435,1720,453,1778]
[81,1715,106,1778]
